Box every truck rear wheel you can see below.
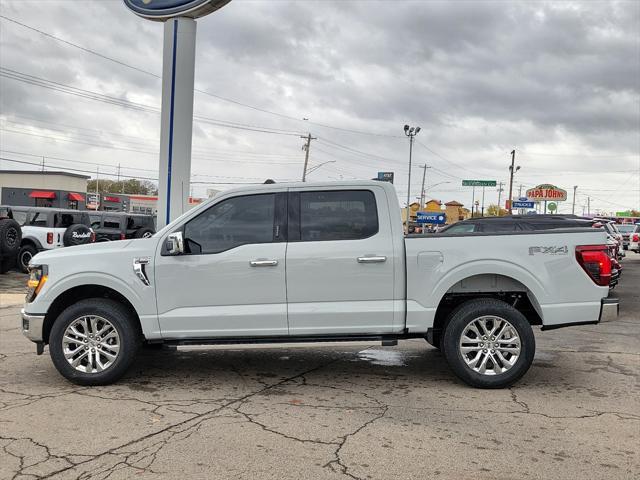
[441,299,535,389]
[49,298,140,386]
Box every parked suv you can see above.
[0,206,22,273]
[10,207,95,273]
[89,212,156,242]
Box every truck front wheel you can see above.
[49,298,140,386]
[441,299,535,389]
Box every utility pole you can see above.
[96,166,99,194]
[403,124,421,233]
[41,156,45,172]
[518,184,523,197]
[419,164,430,208]
[471,186,476,217]
[572,185,578,215]
[481,186,486,216]
[587,197,591,216]
[507,149,520,214]
[300,133,316,182]
[497,181,504,213]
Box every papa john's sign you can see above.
[525,184,567,202]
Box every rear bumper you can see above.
[599,298,619,323]
[21,309,45,342]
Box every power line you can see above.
[0,14,401,139]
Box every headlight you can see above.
[26,265,48,303]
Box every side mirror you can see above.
[166,231,184,255]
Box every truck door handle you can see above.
[250,259,278,267]
[357,256,387,263]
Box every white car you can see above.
[21,181,618,388]
[8,207,95,272]
[629,225,640,253]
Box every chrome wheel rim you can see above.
[62,316,120,373]
[459,315,521,376]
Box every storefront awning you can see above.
[29,191,56,199]
[68,193,85,202]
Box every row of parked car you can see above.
[436,214,639,289]
[0,206,156,273]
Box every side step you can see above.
[158,333,418,349]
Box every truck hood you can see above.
[31,238,159,266]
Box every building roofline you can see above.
[0,170,91,180]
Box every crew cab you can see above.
[20,181,618,388]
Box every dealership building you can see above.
[0,170,90,210]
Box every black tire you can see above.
[0,255,15,274]
[0,218,22,255]
[134,228,154,239]
[18,244,38,273]
[63,224,93,246]
[49,298,140,386]
[441,298,535,389]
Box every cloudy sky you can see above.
[0,0,638,214]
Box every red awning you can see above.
[29,191,56,199]
[68,193,85,202]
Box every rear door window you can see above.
[103,217,122,229]
[297,190,378,241]
[28,212,48,227]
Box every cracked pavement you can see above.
[1,257,638,479]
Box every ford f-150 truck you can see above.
[21,181,618,388]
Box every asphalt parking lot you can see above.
[1,257,638,480]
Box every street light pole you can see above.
[507,149,520,214]
[404,124,421,233]
[572,185,578,215]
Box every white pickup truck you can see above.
[21,181,618,388]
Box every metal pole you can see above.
[497,181,504,214]
[507,150,516,214]
[157,18,197,228]
[587,197,591,216]
[471,185,475,217]
[405,135,414,233]
[481,186,485,217]
[572,185,578,214]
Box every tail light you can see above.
[46,232,53,244]
[576,245,611,287]
[633,233,639,242]
[119,232,126,240]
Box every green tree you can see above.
[486,204,507,216]
[87,179,158,195]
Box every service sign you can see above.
[525,184,567,202]
[416,212,446,224]
[123,0,232,20]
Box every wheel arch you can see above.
[428,272,543,347]
[21,236,43,250]
[42,284,143,344]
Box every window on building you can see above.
[35,198,53,208]
[68,200,78,210]
[299,190,378,241]
[184,194,275,254]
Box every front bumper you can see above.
[599,298,619,323]
[21,309,45,342]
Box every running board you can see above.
[159,333,418,348]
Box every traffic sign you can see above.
[416,212,446,224]
[462,180,497,187]
[377,172,394,183]
[512,201,535,209]
[548,202,557,212]
[616,211,631,217]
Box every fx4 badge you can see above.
[529,246,568,256]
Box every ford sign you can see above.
[123,0,232,20]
